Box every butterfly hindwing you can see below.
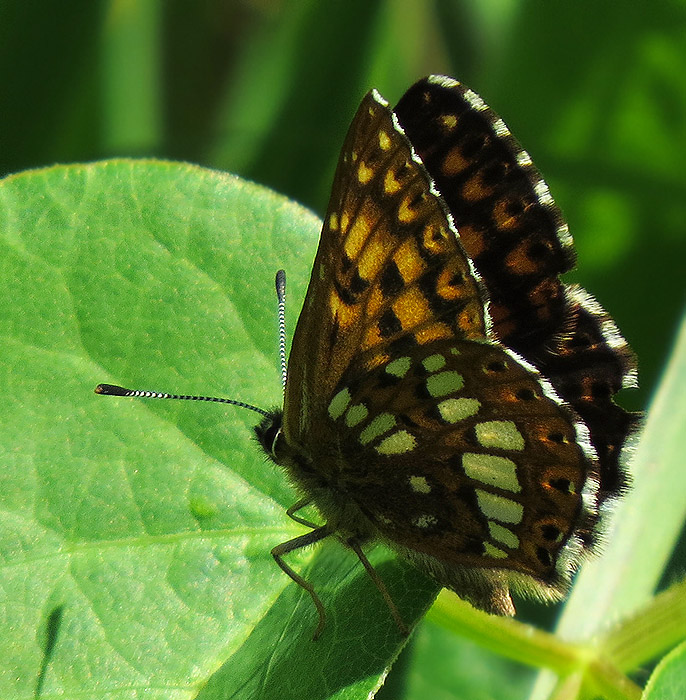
[326,336,596,607]
[395,75,575,353]
[394,76,638,505]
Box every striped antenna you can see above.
[95,269,291,417]
[275,269,288,390]
[94,384,270,417]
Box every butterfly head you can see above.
[255,409,286,463]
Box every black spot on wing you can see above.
[380,260,404,297]
[379,308,403,337]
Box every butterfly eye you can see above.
[254,410,285,461]
[268,427,286,460]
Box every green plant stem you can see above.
[427,591,642,699]
[428,591,583,674]
[584,658,642,700]
[602,580,686,672]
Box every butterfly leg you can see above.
[272,524,334,640]
[285,497,320,529]
[347,538,409,636]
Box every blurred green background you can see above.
[1,1,684,697]
[2,0,684,412]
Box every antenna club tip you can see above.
[95,383,130,396]
[275,269,286,292]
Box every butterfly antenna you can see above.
[94,384,270,417]
[96,271,291,416]
[275,269,288,390]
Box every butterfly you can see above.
[98,75,638,639]
[252,75,638,637]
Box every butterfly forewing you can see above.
[276,83,607,617]
[284,90,489,444]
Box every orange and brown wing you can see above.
[394,75,638,505]
[283,90,490,445]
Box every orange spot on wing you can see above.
[366,288,384,318]
[441,145,470,176]
[492,198,523,231]
[343,201,379,260]
[439,113,459,131]
[398,195,421,223]
[505,240,541,275]
[393,239,425,284]
[415,323,452,344]
[364,352,389,371]
[457,303,486,337]
[357,225,394,280]
[383,168,403,195]
[456,225,486,258]
[357,162,374,184]
[329,288,358,329]
[421,219,452,256]
[490,302,517,340]
[363,325,383,350]
[393,287,431,328]
[436,266,467,300]
[462,174,494,202]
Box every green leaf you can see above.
[556,312,686,634]
[0,160,436,699]
[402,619,534,700]
[642,641,686,700]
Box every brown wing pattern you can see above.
[279,85,604,611]
[329,336,595,601]
[394,76,638,505]
[275,76,634,616]
[284,90,489,444]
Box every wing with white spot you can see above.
[330,337,598,597]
